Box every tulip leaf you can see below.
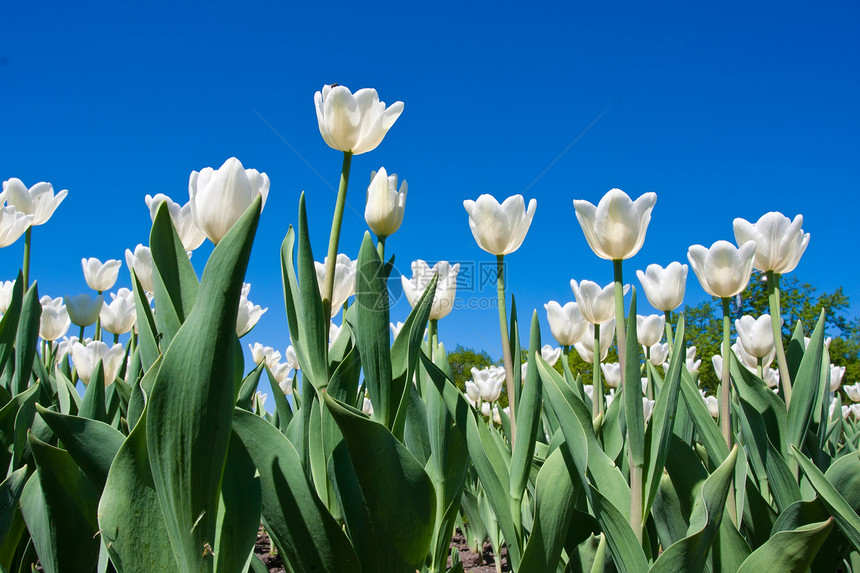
[236,362,264,411]
[648,445,738,573]
[264,366,293,432]
[518,447,579,573]
[590,486,649,573]
[12,284,40,395]
[625,290,646,469]
[231,407,359,572]
[35,405,123,493]
[0,466,28,546]
[78,360,106,423]
[325,391,435,572]
[786,310,826,451]
[678,367,729,466]
[793,446,860,552]
[131,269,160,372]
[0,272,24,378]
[0,382,40,472]
[213,434,261,573]
[146,197,260,573]
[99,405,178,572]
[737,518,833,573]
[149,201,199,348]
[20,434,100,573]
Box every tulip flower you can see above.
[315,254,357,317]
[284,345,300,371]
[573,188,657,261]
[463,194,537,256]
[65,294,104,328]
[844,382,860,403]
[601,362,622,389]
[830,365,846,392]
[574,319,616,364]
[646,342,669,366]
[643,398,656,424]
[471,366,505,403]
[685,346,702,373]
[390,321,405,339]
[125,245,155,293]
[636,261,688,316]
[328,323,342,349]
[39,296,71,342]
[145,193,206,251]
[236,283,266,337]
[362,396,374,416]
[687,240,757,299]
[314,85,404,155]
[731,341,774,372]
[701,393,719,418]
[735,314,777,360]
[270,362,293,395]
[0,281,15,314]
[733,212,810,275]
[464,381,481,405]
[540,344,562,367]
[365,168,407,239]
[543,301,588,347]
[71,340,125,385]
[189,157,269,245]
[763,367,780,389]
[53,335,79,363]
[636,314,665,348]
[401,260,460,321]
[0,206,34,248]
[570,280,627,325]
[249,342,282,370]
[100,291,137,336]
[1,178,67,226]
[82,257,121,293]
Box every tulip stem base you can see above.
[322,151,353,331]
[496,254,516,445]
[592,327,602,421]
[767,271,792,406]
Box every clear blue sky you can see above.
[1,0,858,368]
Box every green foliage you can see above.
[446,345,493,391]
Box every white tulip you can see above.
[573,188,657,261]
[636,314,665,347]
[646,342,669,366]
[401,260,460,321]
[844,382,860,403]
[830,365,846,392]
[328,323,342,349]
[1,177,67,226]
[236,283,266,337]
[365,168,407,238]
[145,193,206,251]
[687,240,757,298]
[285,345,300,371]
[471,365,505,403]
[249,343,282,370]
[465,381,481,405]
[315,254,356,317]
[731,341,773,371]
[685,346,702,373]
[362,397,374,416]
[601,362,622,389]
[0,206,34,248]
[39,296,70,341]
[541,344,561,367]
[574,319,616,364]
[735,314,776,360]
[570,280,627,325]
[64,294,104,328]
[100,291,136,335]
[636,262,688,312]
[463,194,537,256]
[733,212,810,274]
[0,281,15,313]
[851,404,860,420]
[390,321,405,339]
[702,394,719,418]
[314,85,404,155]
[763,367,780,389]
[71,340,125,385]
[53,336,80,362]
[643,398,656,424]
[543,301,588,346]
[82,258,121,292]
[189,157,269,244]
[269,363,293,395]
[125,245,155,293]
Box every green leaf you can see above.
[737,519,833,573]
[35,405,123,493]
[0,383,39,472]
[99,405,177,572]
[0,272,24,378]
[678,367,729,466]
[510,312,543,510]
[131,269,160,373]
[649,445,738,573]
[786,311,826,451]
[214,434,261,573]
[325,391,435,572]
[78,361,106,422]
[20,434,100,573]
[624,290,645,468]
[231,408,359,572]
[236,363,265,411]
[146,197,260,573]
[12,284,40,395]
[264,366,293,432]
[0,466,28,546]
[590,486,649,573]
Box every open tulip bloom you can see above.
[401,260,460,321]
[145,193,206,251]
[314,85,404,155]
[463,194,537,256]
[570,279,627,325]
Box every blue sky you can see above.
[1,0,858,369]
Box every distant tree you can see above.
[446,344,494,392]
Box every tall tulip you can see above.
[100,290,137,338]
[145,193,206,251]
[636,314,665,348]
[315,254,357,317]
[189,157,269,244]
[463,193,537,444]
[365,168,407,244]
[401,260,460,321]
[734,212,810,406]
[735,314,776,363]
[636,262,687,348]
[82,258,121,293]
[0,281,15,314]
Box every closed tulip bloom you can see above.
[0,206,34,248]
[0,281,15,314]
[64,294,104,327]
[463,194,537,256]
[285,345,300,371]
[636,262,688,312]
[39,296,70,341]
[236,283,267,337]
[643,398,656,424]
[733,212,810,274]
[1,177,67,226]
[82,257,121,292]
[71,340,125,385]
[731,341,774,371]
[365,168,407,238]
[735,314,776,359]
[702,394,719,418]
[830,365,846,392]
[100,291,136,335]
[314,84,404,155]
[574,319,616,364]
[573,188,657,261]
[464,381,481,405]
[570,280,628,325]
[541,345,562,367]
[125,245,155,293]
[763,367,780,388]
[472,366,505,402]
[647,342,669,366]
[189,157,269,244]
[270,363,293,395]
[844,382,860,402]
[601,362,622,388]
[687,240,757,298]
[145,193,206,251]
[315,254,357,317]
[543,301,588,346]
[401,260,460,320]
[636,314,665,347]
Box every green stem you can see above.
[376,234,386,262]
[720,297,738,526]
[95,291,103,342]
[646,347,654,400]
[322,151,353,334]
[664,310,674,353]
[592,325,602,421]
[757,357,763,380]
[496,254,516,445]
[22,227,31,286]
[428,318,437,364]
[767,271,792,406]
[613,260,627,372]
[113,333,119,345]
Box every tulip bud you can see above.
[365,168,407,238]
[0,281,16,314]
[100,292,136,335]
[600,362,622,389]
[125,245,155,293]
[71,340,125,385]
[39,296,71,341]
[830,365,846,392]
[687,240,757,299]
[636,314,665,348]
[543,301,588,346]
[735,314,776,360]
[64,294,104,327]
[573,188,657,261]
[570,280,628,325]
[236,283,266,337]
[463,194,537,256]
[82,257,121,292]
[315,254,356,318]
